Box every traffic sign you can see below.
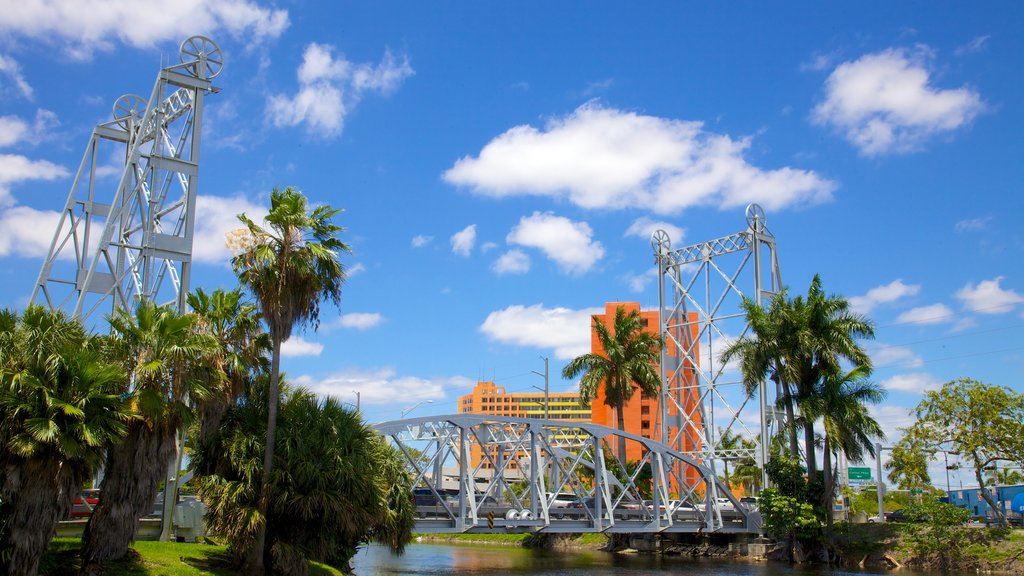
[848,467,872,481]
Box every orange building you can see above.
[589,302,702,483]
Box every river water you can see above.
[351,543,915,576]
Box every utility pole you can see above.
[353,390,360,413]
[532,357,549,419]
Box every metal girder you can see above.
[653,204,783,493]
[30,36,223,322]
[375,414,761,535]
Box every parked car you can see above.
[69,489,101,518]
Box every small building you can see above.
[947,484,1024,522]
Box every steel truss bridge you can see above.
[375,414,761,535]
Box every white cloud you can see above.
[848,279,920,314]
[955,35,990,56]
[880,373,941,393]
[411,234,433,248]
[0,54,32,99]
[0,205,63,257]
[281,335,323,357]
[624,267,658,294]
[812,47,984,156]
[443,102,835,214]
[954,216,991,233]
[492,249,530,275]
[450,224,476,256]
[479,304,602,359]
[896,303,953,325]
[868,404,916,445]
[192,193,266,264]
[292,367,447,406]
[506,212,604,275]
[337,312,383,330]
[956,277,1024,314]
[0,0,289,57]
[624,216,684,245]
[347,262,365,277]
[0,153,68,205]
[871,344,923,369]
[267,44,412,138]
[0,116,29,147]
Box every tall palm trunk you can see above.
[804,419,817,478]
[248,336,282,574]
[82,421,177,567]
[616,404,627,468]
[2,460,73,576]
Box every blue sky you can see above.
[1,2,1022,487]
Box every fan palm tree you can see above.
[231,186,350,573]
[187,287,270,459]
[81,301,218,567]
[562,305,661,467]
[0,306,130,576]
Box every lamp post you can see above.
[875,442,891,522]
[353,390,360,413]
[531,356,549,419]
[401,399,433,419]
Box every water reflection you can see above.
[351,543,905,576]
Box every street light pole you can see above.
[531,357,549,419]
[401,399,433,419]
[353,390,360,413]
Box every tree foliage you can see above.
[902,378,1024,526]
[0,307,130,576]
[196,380,413,575]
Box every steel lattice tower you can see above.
[31,36,223,320]
[653,203,783,492]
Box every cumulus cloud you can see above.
[411,234,433,248]
[506,212,604,275]
[0,116,29,147]
[479,304,601,359]
[281,335,323,357]
[337,312,383,330]
[0,54,33,99]
[292,367,447,406]
[0,154,68,205]
[812,47,984,156]
[193,193,267,264]
[0,0,289,57]
[871,344,923,369]
[624,217,684,245]
[956,277,1024,314]
[450,224,476,256]
[848,279,920,315]
[492,249,530,275]
[443,102,835,214]
[0,205,63,257]
[624,267,659,294]
[267,44,412,138]
[880,373,941,393]
[896,303,954,325]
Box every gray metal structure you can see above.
[31,36,223,321]
[652,204,783,492]
[375,414,760,534]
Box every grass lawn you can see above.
[40,538,344,576]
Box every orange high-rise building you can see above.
[589,302,702,481]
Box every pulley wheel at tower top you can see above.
[179,35,223,79]
[112,94,146,131]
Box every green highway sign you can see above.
[848,467,872,481]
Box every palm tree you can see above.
[806,365,885,528]
[731,436,763,496]
[0,306,130,576]
[231,186,350,573]
[562,305,661,467]
[721,275,874,478]
[81,301,217,567]
[717,427,743,492]
[187,287,270,459]
[985,467,1024,487]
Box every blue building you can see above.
[947,484,1024,522]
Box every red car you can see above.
[69,489,101,518]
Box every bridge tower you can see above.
[31,36,223,321]
[653,204,783,493]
